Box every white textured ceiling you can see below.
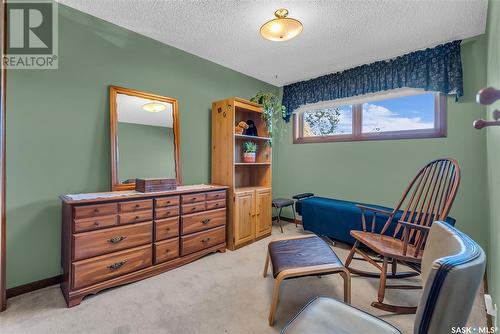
[117,94,173,128]
[57,0,488,86]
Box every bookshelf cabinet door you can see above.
[255,188,272,238]
[234,191,255,246]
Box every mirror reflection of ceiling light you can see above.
[142,102,167,112]
[260,8,303,42]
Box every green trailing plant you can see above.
[243,141,257,153]
[250,91,287,145]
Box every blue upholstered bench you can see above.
[294,195,456,244]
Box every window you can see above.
[293,90,446,143]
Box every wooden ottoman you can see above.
[263,235,351,326]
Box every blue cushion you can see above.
[301,197,456,244]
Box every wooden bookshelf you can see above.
[212,97,272,250]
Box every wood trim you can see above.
[483,273,493,330]
[6,275,62,299]
[293,92,447,144]
[109,85,182,191]
[0,0,6,312]
[272,216,301,225]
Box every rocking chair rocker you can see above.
[344,158,461,314]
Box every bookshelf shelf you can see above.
[234,134,271,141]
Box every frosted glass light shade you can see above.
[260,9,303,42]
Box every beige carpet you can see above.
[0,223,487,334]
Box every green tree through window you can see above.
[303,108,341,136]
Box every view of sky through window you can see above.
[362,93,435,133]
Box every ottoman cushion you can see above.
[268,236,343,278]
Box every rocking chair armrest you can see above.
[356,204,395,233]
[356,204,394,217]
[398,220,431,232]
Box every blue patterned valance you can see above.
[282,40,463,121]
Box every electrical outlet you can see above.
[484,294,497,330]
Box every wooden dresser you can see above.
[60,184,228,307]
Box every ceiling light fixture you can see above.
[260,8,303,42]
[142,102,166,113]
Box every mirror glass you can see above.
[112,87,180,190]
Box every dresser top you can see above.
[60,184,229,205]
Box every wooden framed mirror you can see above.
[110,86,181,191]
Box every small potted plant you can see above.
[243,141,257,163]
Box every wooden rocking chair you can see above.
[344,158,460,314]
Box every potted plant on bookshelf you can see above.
[243,141,257,163]
[250,91,287,145]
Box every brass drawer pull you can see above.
[201,237,211,244]
[108,236,127,244]
[108,260,127,270]
[135,216,140,220]
[94,208,100,213]
[135,204,141,208]
[201,219,211,225]
[94,222,100,227]
[166,227,170,231]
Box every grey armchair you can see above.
[282,221,486,334]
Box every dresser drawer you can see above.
[155,217,179,241]
[155,238,179,264]
[181,193,206,204]
[206,199,226,211]
[119,211,153,225]
[155,206,180,219]
[155,196,180,208]
[119,199,153,213]
[181,208,226,235]
[72,245,152,290]
[181,226,225,256]
[74,203,118,220]
[74,215,118,233]
[206,191,226,201]
[181,202,206,215]
[73,221,152,261]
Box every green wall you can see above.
[273,37,489,249]
[117,123,176,182]
[486,0,500,311]
[5,4,277,288]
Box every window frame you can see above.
[293,90,447,144]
